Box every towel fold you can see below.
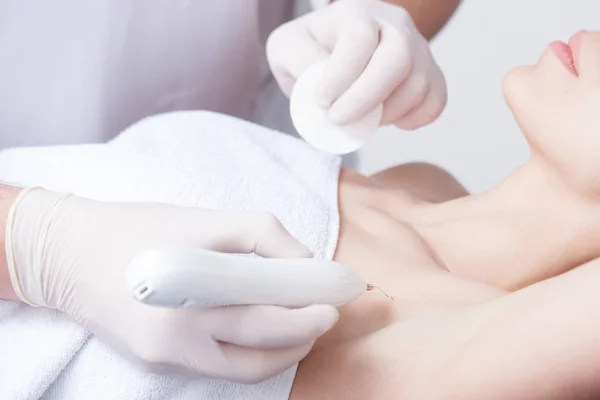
[0,111,342,400]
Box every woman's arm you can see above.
[291,258,600,399]
[433,257,600,400]
[0,184,20,301]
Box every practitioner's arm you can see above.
[0,184,21,301]
[383,0,462,39]
[0,184,337,382]
[320,0,462,39]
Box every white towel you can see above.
[0,111,342,400]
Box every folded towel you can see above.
[0,111,342,400]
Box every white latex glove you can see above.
[5,188,339,383]
[267,0,447,130]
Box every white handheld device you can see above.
[125,246,367,309]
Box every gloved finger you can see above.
[313,17,379,109]
[393,68,447,130]
[209,211,313,258]
[206,304,339,348]
[214,340,315,384]
[267,16,329,97]
[379,69,428,125]
[379,39,441,125]
[328,20,413,125]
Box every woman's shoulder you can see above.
[370,162,469,202]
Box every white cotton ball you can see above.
[290,60,382,155]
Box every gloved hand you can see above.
[267,0,447,130]
[5,187,339,383]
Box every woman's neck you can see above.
[411,160,600,290]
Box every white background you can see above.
[355,0,598,193]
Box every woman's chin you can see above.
[501,65,534,105]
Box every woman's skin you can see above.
[292,30,600,398]
[311,167,507,350]
[293,258,600,399]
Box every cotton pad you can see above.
[290,61,383,155]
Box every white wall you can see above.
[356,0,599,193]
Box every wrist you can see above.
[0,184,23,301]
[8,188,73,307]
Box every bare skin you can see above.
[0,184,20,301]
[310,156,600,350]
[311,167,506,351]
[383,0,462,39]
[293,258,600,399]
[291,30,600,399]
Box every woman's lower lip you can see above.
[548,40,577,74]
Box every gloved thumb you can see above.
[196,304,339,383]
[207,304,339,349]
[206,210,314,258]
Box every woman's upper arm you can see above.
[438,258,600,399]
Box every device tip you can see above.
[366,283,393,300]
